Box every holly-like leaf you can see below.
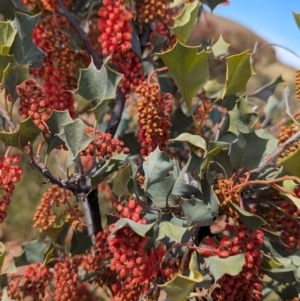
[249,75,284,102]
[229,131,268,169]
[143,147,174,189]
[169,133,207,154]
[284,194,300,211]
[157,41,210,113]
[280,148,300,177]
[0,242,6,271]
[172,1,199,43]
[0,54,17,83]
[10,12,45,67]
[204,254,245,282]
[158,270,203,301]
[222,50,254,99]
[44,110,73,153]
[75,58,122,102]
[227,96,258,135]
[57,118,92,166]
[110,218,156,237]
[70,231,93,255]
[230,203,266,231]
[112,164,132,197]
[89,99,111,123]
[0,117,41,150]
[89,152,129,187]
[212,35,230,58]
[0,22,17,55]
[181,198,213,227]
[43,216,70,245]
[156,221,189,242]
[13,239,51,267]
[204,0,230,11]
[293,12,300,30]
[172,151,203,195]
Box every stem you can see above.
[4,146,12,158]
[56,0,103,69]
[147,67,168,85]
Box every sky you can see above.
[211,0,300,69]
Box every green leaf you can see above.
[230,203,266,231]
[172,1,199,44]
[0,54,17,83]
[212,35,230,58]
[44,110,73,153]
[229,131,269,169]
[157,41,210,113]
[57,118,92,166]
[0,22,17,54]
[0,117,41,150]
[146,176,176,208]
[43,216,70,245]
[70,231,93,255]
[284,194,300,211]
[204,0,229,11]
[222,50,254,99]
[262,254,284,269]
[204,254,245,282]
[158,270,203,301]
[156,221,189,242]
[112,164,132,197]
[1,288,14,301]
[201,175,220,217]
[89,99,111,123]
[13,239,51,267]
[10,12,45,67]
[227,96,258,135]
[249,75,284,102]
[181,198,213,227]
[293,12,300,30]
[172,151,203,195]
[0,242,6,271]
[261,228,289,247]
[89,152,129,187]
[280,148,300,177]
[75,58,122,102]
[143,147,174,188]
[169,133,207,154]
[110,218,156,237]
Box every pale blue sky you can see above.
[211,0,300,68]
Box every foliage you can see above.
[0,0,299,301]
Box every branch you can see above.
[56,0,103,69]
[29,144,91,194]
[105,87,126,136]
[250,130,300,179]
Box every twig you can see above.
[56,0,103,69]
[0,104,17,131]
[105,87,126,136]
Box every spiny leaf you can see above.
[249,75,284,102]
[293,12,300,30]
[112,164,132,197]
[0,242,6,271]
[89,152,129,187]
[158,270,203,301]
[222,50,254,99]
[227,96,258,135]
[0,117,41,150]
[169,133,207,154]
[172,1,199,44]
[230,203,266,231]
[58,118,92,166]
[44,110,73,153]
[75,58,122,102]
[89,99,111,123]
[13,239,51,267]
[204,0,230,11]
[156,221,189,242]
[0,54,17,83]
[229,131,269,169]
[43,215,70,245]
[70,231,93,255]
[280,148,300,177]
[204,254,245,282]
[0,22,17,54]
[110,218,156,237]
[143,147,174,188]
[181,198,213,227]
[212,35,230,58]
[157,41,210,113]
[10,12,45,67]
